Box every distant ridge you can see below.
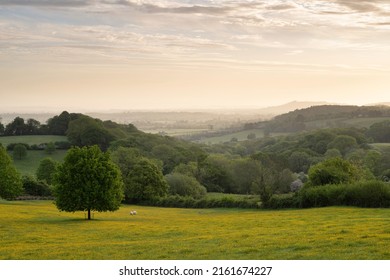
[262,104,390,133]
[257,101,333,115]
[366,102,390,107]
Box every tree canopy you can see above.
[36,158,58,185]
[66,116,116,151]
[54,146,124,220]
[13,144,27,160]
[111,147,168,203]
[0,145,23,200]
[307,157,371,187]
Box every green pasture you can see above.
[371,143,390,152]
[0,135,68,175]
[198,129,289,144]
[144,128,210,137]
[0,135,67,146]
[199,129,265,144]
[1,200,389,260]
[8,150,67,176]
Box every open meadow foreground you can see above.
[1,200,390,260]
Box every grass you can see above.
[143,128,210,137]
[0,135,67,146]
[0,135,68,175]
[9,150,67,176]
[198,129,288,144]
[1,200,390,260]
[371,143,390,151]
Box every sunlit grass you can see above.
[1,200,390,260]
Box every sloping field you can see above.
[0,135,67,146]
[1,200,389,260]
[0,135,68,175]
[7,150,67,175]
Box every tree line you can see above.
[1,110,390,218]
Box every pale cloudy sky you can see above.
[0,0,390,111]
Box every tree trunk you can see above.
[88,209,91,220]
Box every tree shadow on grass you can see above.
[35,217,104,224]
[35,216,136,224]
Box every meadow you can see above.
[1,200,390,260]
[0,135,67,146]
[7,150,67,175]
[0,135,68,175]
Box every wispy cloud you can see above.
[1,0,390,70]
[0,0,90,7]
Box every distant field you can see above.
[371,143,390,152]
[197,129,265,144]
[0,135,67,146]
[143,128,210,137]
[305,117,389,130]
[8,150,67,176]
[198,129,289,144]
[343,117,390,127]
[0,135,68,175]
[1,200,389,260]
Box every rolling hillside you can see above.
[191,105,390,144]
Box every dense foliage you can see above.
[22,176,52,197]
[299,181,390,208]
[54,146,124,219]
[111,147,168,203]
[66,115,116,151]
[36,158,58,185]
[165,173,207,199]
[307,157,370,186]
[12,144,27,160]
[0,145,23,200]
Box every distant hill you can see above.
[264,105,390,133]
[257,101,332,115]
[366,102,390,107]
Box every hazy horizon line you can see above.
[1,100,389,115]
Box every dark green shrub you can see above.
[307,157,362,186]
[165,173,206,199]
[298,184,346,208]
[6,143,30,151]
[22,176,52,196]
[264,195,300,209]
[139,195,258,209]
[54,141,71,150]
[343,181,390,208]
[298,181,390,208]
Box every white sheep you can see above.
[130,210,137,215]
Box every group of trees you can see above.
[0,145,23,200]
[0,111,82,137]
[2,109,390,218]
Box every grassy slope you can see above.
[0,135,68,175]
[0,135,67,146]
[198,129,288,144]
[9,150,67,176]
[198,116,388,144]
[1,200,389,260]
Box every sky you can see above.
[0,0,390,111]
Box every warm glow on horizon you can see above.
[1,0,389,111]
